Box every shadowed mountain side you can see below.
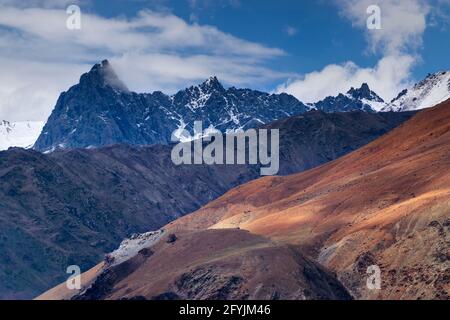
[166,100,450,299]
[0,145,255,299]
[262,110,415,175]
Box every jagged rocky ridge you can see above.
[27,60,450,152]
[311,71,450,113]
[34,60,309,152]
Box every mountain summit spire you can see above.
[347,83,384,102]
[81,59,129,92]
[199,76,224,92]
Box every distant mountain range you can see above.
[0,120,44,151]
[33,60,308,152]
[311,83,386,113]
[30,60,450,153]
[1,60,448,152]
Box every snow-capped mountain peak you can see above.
[31,60,450,153]
[312,82,384,112]
[383,71,450,112]
[347,83,384,103]
[178,77,225,111]
[0,120,45,151]
[201,76,224,91]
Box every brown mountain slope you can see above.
[39,230,352,300]
[167,100,450,299]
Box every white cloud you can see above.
[276,55,415,103]
[0,3,285,121]
[338,0,430,55]
[277,0,431,103]
[0,58,88,121]
[112,53,290,94]
[0,7,284,58]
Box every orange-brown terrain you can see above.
[167,99,450,299]
[39,100,450,300]
[38,229,351,300]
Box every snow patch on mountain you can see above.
[105,230,165,267]
[361,98,386,112]
[0,120,44,151]
[384,71,450,111]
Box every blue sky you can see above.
[0,0,449,120]
[83,0,450,87]
[93,0,375,74]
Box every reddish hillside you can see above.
[39,229,351,300]
[168,99,450,299]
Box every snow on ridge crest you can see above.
[383,71,450,112]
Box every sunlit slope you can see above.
[168,99,450,299]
